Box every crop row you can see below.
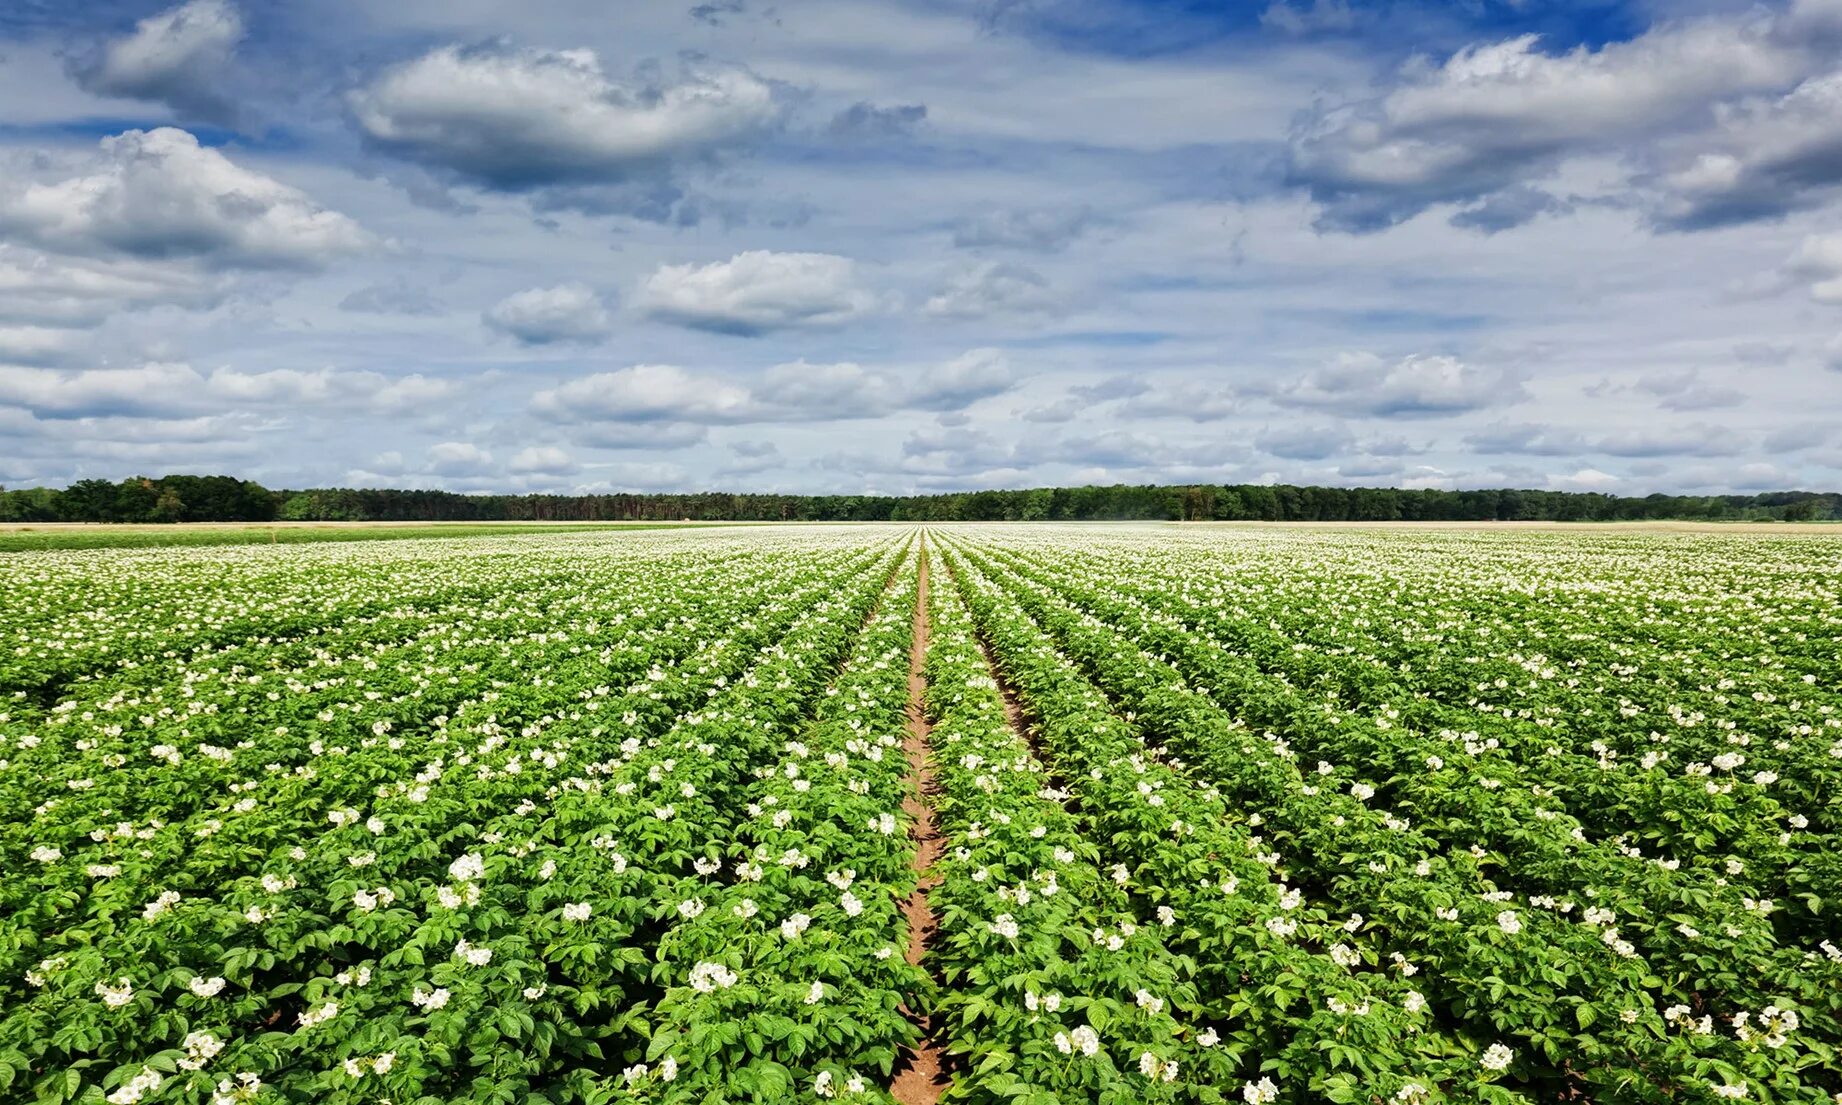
[943,530,1839,1105]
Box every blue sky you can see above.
[0,0,1838,495]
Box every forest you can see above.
[1,475,1836,525]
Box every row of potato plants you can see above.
[625,541,931,1102]
[915,543,1199,1103]
[966,534,1842,1058]
[934,539,1484,1105]
[1011,532,1841,931]
[0,533,901,1105]
[948,532,1839,1105]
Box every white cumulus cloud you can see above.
[71,0,244,123]
[350,44,777,190]
[484,283,613,344]
[639,250,879,334]
[0,128,372,270]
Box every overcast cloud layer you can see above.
[2,0,1840,496]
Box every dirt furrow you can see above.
[891,536,948,1105]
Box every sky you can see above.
[0,0,1839,497]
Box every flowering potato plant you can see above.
[4,522,1838,1105]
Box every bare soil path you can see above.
[891,535,948,1105]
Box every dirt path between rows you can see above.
[891,535,948,1105]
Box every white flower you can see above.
[841,890,864,917]
[1197,1026,1219,1046]
[298,1000,339,1028]
[188,975,227,998]
[106,1067,163,1105]
[1070,1024,1100,1057]
[142,890,182,921]
[805,980,824,1005]
[689,961,738,992]
[448,853,485,882]
[677,898,706,920]
[1496,910,1522,935]
[1404,991,1426,1014]
[412,986,450,1011]
[1711,1083,1748,1100]
[781,913,812,940]
[989,913,1020,939]
[1480,1043,1514,1072]
[1135,989,1164,1014]
[453,938,493,966]
[1243,1077,1278,1104]
[562,902,593,922]
[95,978,135,1008]
[177,1031,223,1071]
[30,845,61,863]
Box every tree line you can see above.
[2,475,1837,524]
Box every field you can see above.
[2,524,1839,1105]
[0,522,720,554]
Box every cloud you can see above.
[1593,425,1748,458]
[1631,370,1746,412]
[1763,422,1834,453]
[530,348,1020,431]
[1464,421,1588,456]
[1466,420,1749,458]
[204,367,453,412]
[1260,0,1357,35]
[951,207,1094,253]
[340,280,443,316]
[484,283,613,344]
[1648,71,1842,229]
[350,44,778,194]
[1020,395,1082,423]
[426,441,493,476]
[753,360,887,419]
[0,361,459,422]
[69,0,244,124]
[905,348,1023,410]
[1784,233,1842,303]
[828,102,927,139]
[1072,376,1150,402]
[0,325,80,365]
[0,128,372,270]
[639,250,878,334]
[1548,467,1624,492]
[570,422,711,450]
[1448,185,1569,234]
[0,362,205,419]
[1269,353,1521,417]
[507,445,576,475]
[1114,380,1239,422]
[924,262,1059,319]
[532,363,753,423]
[1286,18,1806,232]
[0,248,220,326]
[1254,423,1354,460]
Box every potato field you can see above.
[3,525,1839,1105]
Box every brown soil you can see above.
[891,537,949,1105]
